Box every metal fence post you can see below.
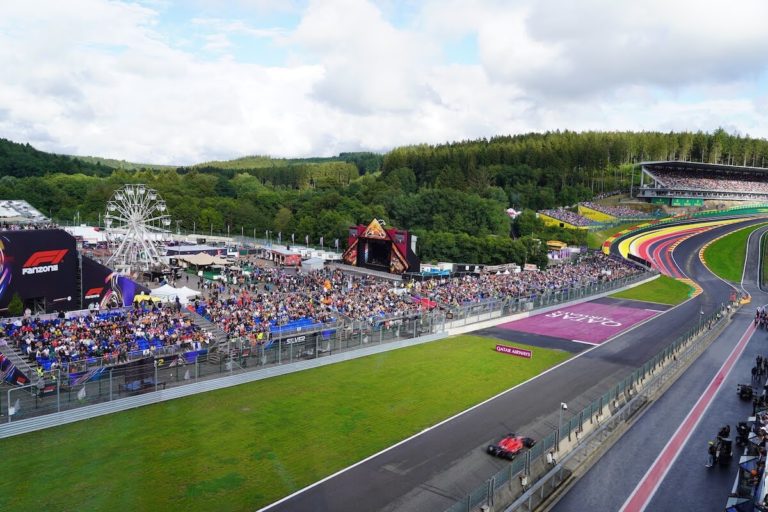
[57,367,61,412]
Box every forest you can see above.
[0,128,766,266]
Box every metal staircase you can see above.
[0,340,35,383]
[182,309,229,364]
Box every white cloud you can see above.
[0,0,766,165]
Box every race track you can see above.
[262,217,768,512]
[554,223,768,512]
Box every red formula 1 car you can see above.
[486,433,536,460]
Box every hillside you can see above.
[74,155,176,171]
[0,138,112,177]
[195,152,383,174]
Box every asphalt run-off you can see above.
[498,301,661,344]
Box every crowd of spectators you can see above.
[649,169,768,194]
[539,208,597,226]
[3,251,643,372]
[0,221,58,231]
[412,253,639,307]
[1,304,210,372]
[580,202,647,219]
[192,252,641,343]
[592,190,625,200]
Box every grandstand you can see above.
[538,208,597,229]
[637,161,768,205]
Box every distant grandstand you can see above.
[637,161,768,205]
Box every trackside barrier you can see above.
[0,271,652,427]
[443,301,735,512]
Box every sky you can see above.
[1,0,767,165]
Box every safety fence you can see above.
[444,301,733,512]
[0,270,652,424]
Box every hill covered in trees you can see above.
[0,138,112,177]
[1,129,766,265]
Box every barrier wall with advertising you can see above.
[0,229,78,313]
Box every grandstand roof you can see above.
[0,200,47,222]
[641,160,768,175]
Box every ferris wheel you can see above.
[104,184,171,273]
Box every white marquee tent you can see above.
[150,284,201,304]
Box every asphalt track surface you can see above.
[263,217,768,512]
[554,222,768,512]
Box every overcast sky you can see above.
[1,0,767,165]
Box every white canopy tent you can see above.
[150,284,201,304]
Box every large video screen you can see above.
[0,229,78,313]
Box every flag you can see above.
[77,386,86,401]
[9,398,20,416]
[335,238,339,249]
[184,369,191,380]
[320,236,324,246]
[278,232,282,244]
[291,233,295,244]
[305,234,309,245]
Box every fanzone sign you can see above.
[495,344,532,359]
[22,249,69,275]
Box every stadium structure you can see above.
[636,161,768,206]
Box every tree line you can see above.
[0,129,765,266]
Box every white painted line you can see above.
[571,339,595,345]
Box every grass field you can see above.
[587,222,644,249]
[704,222,768,282]
[0,335,569,512]
[763,231,768,289]
[610,275,692,305]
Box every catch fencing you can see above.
[1,271,652,425]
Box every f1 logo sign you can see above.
[22,249,68,275]
[84,287,103,299]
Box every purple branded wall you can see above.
[82,255,148,308]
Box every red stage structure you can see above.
[342,219,420,274]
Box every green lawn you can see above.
[587,222,644,249]
[763,231,768,289]
[610,275,693,305]
[704,222,768,282]
[0,335,569,512]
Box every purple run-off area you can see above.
[498,301,661,344]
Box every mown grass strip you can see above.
[587,222,644,250]
[610,275,692,305]
[704,223,768,282]
[0,335,569,512]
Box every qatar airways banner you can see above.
[499,301,659,344]
[495,344,532,358]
